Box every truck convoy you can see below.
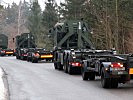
[0,34,15,56]
[15,33,53,62]
[50,20,133,88]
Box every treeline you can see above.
[59,0,133,53]
[28,0,58,49]
[0,0,133,53]
[29,0,133,53]
[0,0,58,49]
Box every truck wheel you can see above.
[27,58,29,62]
[82,71,89,80]
[101,74,110,88]
[32,58,38,63]
[68,64,73,75]
[54,63,58,69]
[111,78,118,88]
[88,72,95,80]
[57,62,63,70]
[64,64,68,73]
[101,76,110,88]
[35,60,38,63]
[64,57,68,73]
[16,56,18,59]
[32,59,35,63]
[101,68,110,88]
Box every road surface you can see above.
[0,57,133,100]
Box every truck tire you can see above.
[32,58,38,63]
[27,58,29,62]
[68,65,73,75]
[16,56,18,59]
[54,63,58,69]
[46,59,49,62]
[101,68,110,88]
[82,71,89,80]
[64,64,68,73]
[101,76,110,88]
[57,62,63,70]
[36,59,38,63]
[64,56,68,73]
[111,78,118,88]
[88,72,95,80]
[32,59,34,63]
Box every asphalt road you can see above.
[0,57,133,100]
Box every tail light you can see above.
[2,50,6,52]
[1,50,5,53]
[110,63,125,71]
[111,63,123,68]
[70,62,82,67]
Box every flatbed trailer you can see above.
[81,50,133,88]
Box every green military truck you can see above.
[15,33,36,60]
[0,34,15,56]
[50,20,133,88]
[50,20,94,74]
[0,34,8,49]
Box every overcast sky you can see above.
[1,0,65,10]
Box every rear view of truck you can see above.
[27,48,53,63]
[81,50,133,88]
[50,20,94,74]
[15,33,36,60]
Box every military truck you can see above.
[15,33,36,60]
[81,50,133,88]
[0,34,8,49]
[27,48,53,63]
[49,20,94,74]
[50,20,133,88]
[0,34,15,56]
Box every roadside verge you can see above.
[0,67,10,100]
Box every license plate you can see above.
[118,71,123,75]
[129,68,133,74]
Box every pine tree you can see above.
[28,0,42,46]
[59,0,86,20]
[42,0,58,29]
[6,2,18,24]
[41,0,58,49]
[84,0,133,53]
